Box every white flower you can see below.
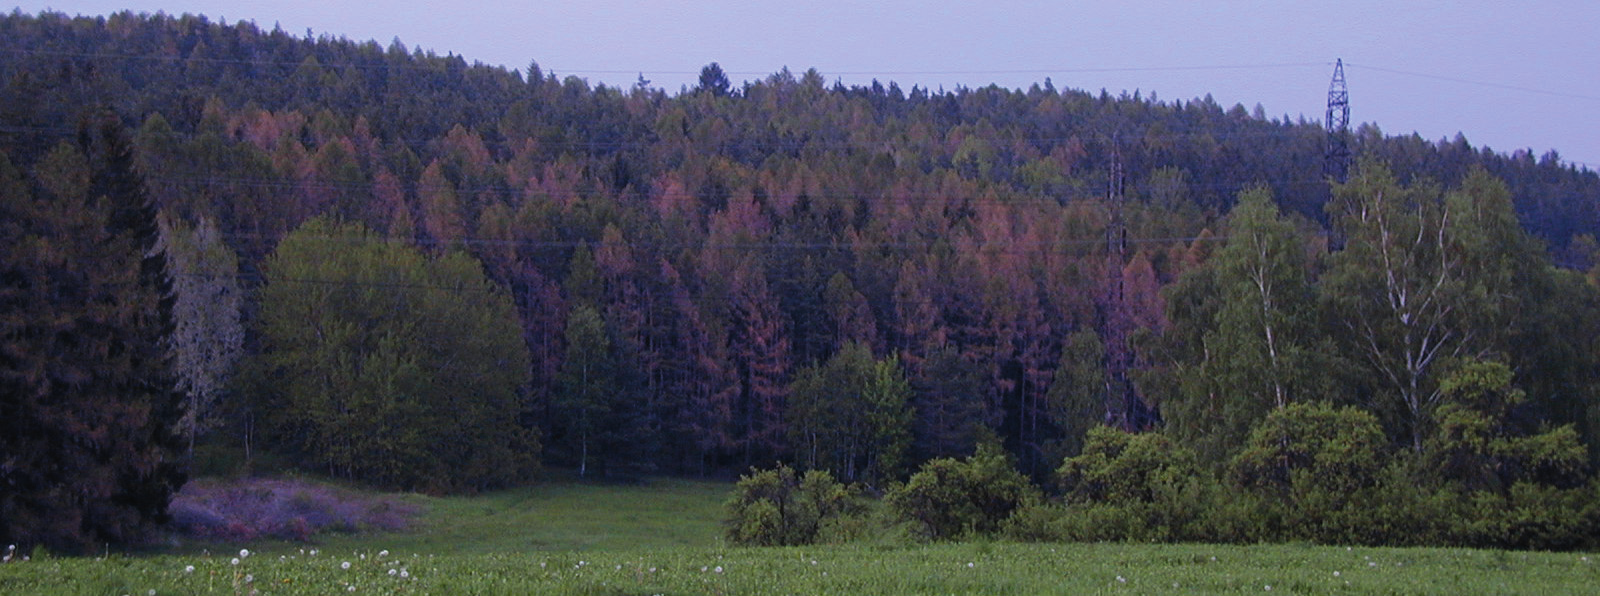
[714,566,723,574]
[230,558,239,566]
[183,565,194,573]
[244,575,253,583]
[1333,571,1341,577]
[310,549,319,556]
[1265,585,1272,591]
[342,561,352,570]
[400,569,410,579]
[966,562,974,568]
[239,549,250,558]
[149,590,157,596]
[388,569,397,576]
[1116,575,1126,583]
[810,560,817,566]
[347,587,356,593]
[378,550,389,558]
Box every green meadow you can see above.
[2,476,1597,595]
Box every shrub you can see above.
[885,445,1040,540]
[1230,402,1386,497]
[723,464,861,546]
[1047,427,1210,542]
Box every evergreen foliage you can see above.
[4,11,1600,549]
[0,116,186,553]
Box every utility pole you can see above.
[1103,140,1134,430]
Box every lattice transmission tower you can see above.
[1324,58,1351,183]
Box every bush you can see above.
[885,445,1040,540]
[723,464,862,546]
[1230,401,1387,498]
[1043,427,1211,542]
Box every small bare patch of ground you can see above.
[168,477,421,542]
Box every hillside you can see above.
[5,10,1600,551]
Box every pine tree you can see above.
[0,115,186,552]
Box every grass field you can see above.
[3,475,1597,595]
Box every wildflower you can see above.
[714,566,723,574]
[184,565,195,574]
[244,575,253,583]
[378,550,389,558]
[1333,571,1341,577]
[342,561,352,570]
[966,562,974,568]
[230,558,240,566]
[150,590,157,596]
[1265,585,1272,591]
[348,586,356,592]
[810,560,817,566]
[388,569,397,576]
[400,570,410,579]
[239,549,250,558]
[1116,576,1126,583]
[310,550,319,556]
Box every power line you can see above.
[1345,62,1600,103]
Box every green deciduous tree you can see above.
[1167,187,1333,462]
[787,342,913,483]
[252,218,536,491]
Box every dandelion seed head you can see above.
[400,570,409,579]
[378,550,389,558]
[183,565,194,573]
[347,586,356,592]
[342,561,352,570]
[1116,575,1126,583]
[230,558,239,566]
[239,549,250,558]
[1333,571,1341,577]
[244,575,253,583]
[388,569,397,576]
[1265,585,1272,591]
[714,565,723,574]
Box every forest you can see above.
[4,11,1600,551]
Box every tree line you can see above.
[4,11,1600,551]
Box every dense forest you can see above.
[5,11,1600,551]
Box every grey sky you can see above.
[13,1,1600,168]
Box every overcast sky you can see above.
[13,1,1600,169]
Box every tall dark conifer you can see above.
[0,112,186,552]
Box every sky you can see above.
[12,1,1600,169]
